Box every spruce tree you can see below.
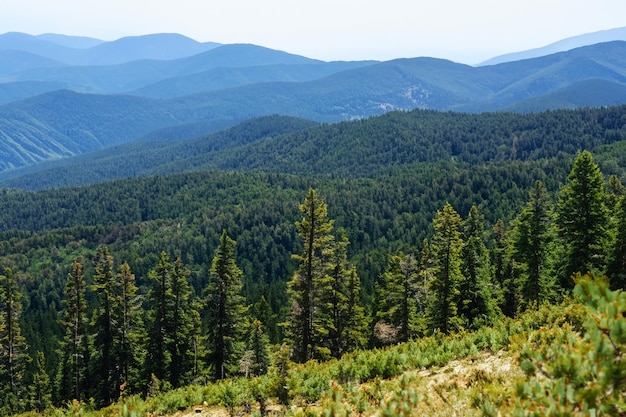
[512,181,554,305]
[91,246,117,406]
[374,253,419,344]
[241,319,271,377]
[0,267,30,414]
[167,257,200,387]
[556,151,609,287]
[286,188,334,363]
[145,251,173,386]
[343,268,369,352]
[113,262,144,395]
[57,259,90,402]
[320,233,367,357]
[608,196,626,289]
[491,220,518,317]
[429,203,463,334]
[205,230,247,380]
[459,205,495,328]
[30,351,51,412]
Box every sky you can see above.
[1,0,625,64]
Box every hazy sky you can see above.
[2,0,625,63]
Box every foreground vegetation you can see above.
[13,273,623,416]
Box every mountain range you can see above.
[1,28,626,177]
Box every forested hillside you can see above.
[3,105,626,189]
[0,106,625,415]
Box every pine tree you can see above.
[30,351,51,412]
[491,220,518,317]
[286,188,335,363]
[167,257,200,387]
[608,196,626,289]
[145,251,173,385]
[205,230,247,380]
[556,151,609,287]
[343,268,369,352]
[0,267,30,414]
[512,181,554,305]
[374,252,419,344]
[429,203,463,334]
[320,233,367,357]
[113,262,144,396]
[459,205,495,328]
[91,246,117,406]
[57,259,90,402]
[240,319,271,377]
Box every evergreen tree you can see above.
[30,351,51,413]
[205,230,247,380]
[512,181,554,305]
[608,196,626,289]
[459,205,496,328]
[113,262,144,396]
[491,220,518,317]
[605,174,625,212]
[343,267,369,352]
[320,233,367,357]
[428,202,463,334]
[57,259,90,402]
[556,151,609,287]
[167,257,200,387]
[0,267,30,414]
[286,188,335,363]
[145,251,173,386]
[374,253,419,344]
[91,246,117,406]
[240,319,271,377]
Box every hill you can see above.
[2,105,625,190]
[480,25,626,65]
[0,31,219,65]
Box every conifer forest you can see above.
[0,106,626,416]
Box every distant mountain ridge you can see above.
[0,32,220,65]
[1,31,626,173]
[480,26,626,65]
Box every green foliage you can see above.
[0,267,31,414]
[205,230,248,380]
[511,180,555,305]
[374,252,421,344]
[429,202,463,334]
[556,151,610,284]
[459,205,498,328]
[286,188,336,363]
[511,274,626,416]
[56,259,90,403]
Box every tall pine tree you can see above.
[205,230,247,380]
[113,262,144,395]
[556,151,609,287]
[512,181,554,305]
[167,257,200,387]
[286,188,335,363]
[145,251,173,386]
[429,203,463,334]
[0,267,30,414]
[91,246,117,406]
[57,260,90,402]
[459,205,496,328]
